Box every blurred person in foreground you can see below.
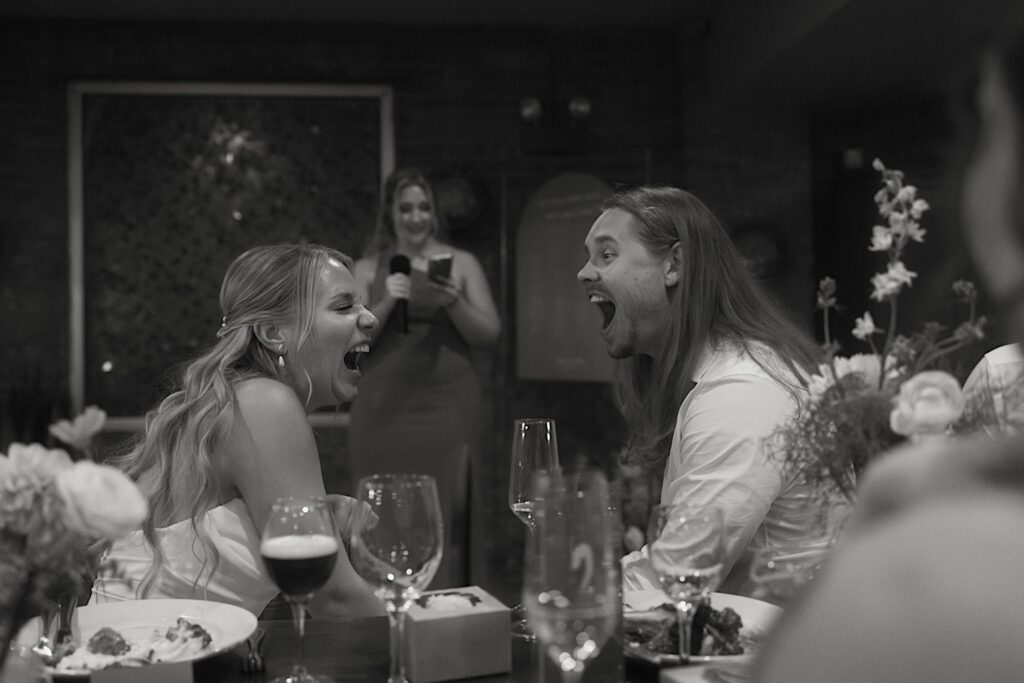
[756,13,1024,681]
[348,168,500,588]
[576,186,833,596]
[93,243,384,618]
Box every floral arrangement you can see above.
[0,410,147,671]
[769,159,986,500]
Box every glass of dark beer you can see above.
[260,496,340,683]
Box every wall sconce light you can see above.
[519,96,543,124]
[567,95,592,122]
[518,94,592,125]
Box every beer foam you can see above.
[260,533,339,559]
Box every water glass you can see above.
[523,468,620,683]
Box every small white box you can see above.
[403,585,512,682]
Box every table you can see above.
[192,616,660,682]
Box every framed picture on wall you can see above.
[67,81,395,427]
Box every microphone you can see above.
[389,254,411,335]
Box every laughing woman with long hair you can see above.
[93,243,383,618]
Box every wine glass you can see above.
[749,494,845,605]
[260,496,340,683]
[647,504,725,660]
[350,474,443,683]
[523,468,619,683]
[748,544,831,606]
[508,417,560,640]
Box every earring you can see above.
[277,347,286,368]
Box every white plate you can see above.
[623,590,782,666]
[15,598,257,677]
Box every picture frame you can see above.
[67,81,394,427]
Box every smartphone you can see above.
[427,253,453,282]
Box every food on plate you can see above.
[54,618,214,672]
[87,627,131,656]
[624,600,759,657]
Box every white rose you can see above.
[55,461,148,539]
[890,371,965,440]
[6,442,73,479]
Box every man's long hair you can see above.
[607,187,821,474]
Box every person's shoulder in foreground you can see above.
[753,434,1024,682]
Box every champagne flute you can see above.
[350,474,443,683]
[260,496,340,683]
[523,468,620,683]
[508,417,560,640]
[647,504,725,660]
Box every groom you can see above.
[576,185,826,595]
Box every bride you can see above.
[93,243,383,618]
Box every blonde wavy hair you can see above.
[109,243,353,597]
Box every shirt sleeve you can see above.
[661,373,797,578]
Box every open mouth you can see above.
[589,294,616,330]
[343,344,369,371]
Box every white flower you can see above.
[888,211,908,237]
[834,353,884,387]
[807,372,834,401]
[870,272,902,301]
[895,185,917,203]
[55,461,148,540]
[808,353,890,400]
[890,371,965,441]
[870,261,917,301]
[869,226,893,252]
[872,158,886,172]
[4,442,74,480]
[887,261,917,286]
[904,219,926,243]
[49,405,107,452]
[910,198,930,219]
[852,312,878,340]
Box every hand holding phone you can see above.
[427,253,454,282]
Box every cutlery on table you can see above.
[241,627,266,673]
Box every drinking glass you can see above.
[350,474,443,683]
[748,544,831,606]
[260,496,340,683]
[508,417,560,640]
[749,496,844,605]
[647,504,725,659]
[523,468,619,683]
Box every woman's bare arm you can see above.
[225,377,384,617]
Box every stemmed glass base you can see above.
[268,600,335,683]
[509,603,535,641]
[270,672,335,683]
